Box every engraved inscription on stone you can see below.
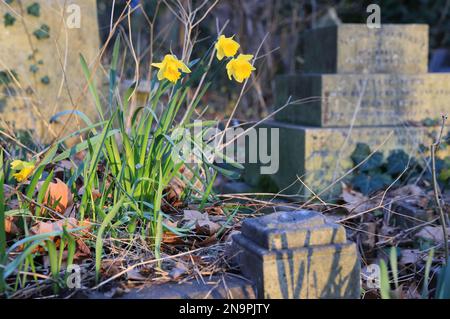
[303,24,429,74]
[275,74,450,127]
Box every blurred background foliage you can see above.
[96,0,450,121]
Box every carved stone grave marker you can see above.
[233,210,360,298]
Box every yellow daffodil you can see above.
[10,160,35,182]
[226,54,255,83]
[151,54,191,83]
[215,35,240,60]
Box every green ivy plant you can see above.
[40,76,50,85]
[349,141,450,195]
[0,70,17,86]
[3,13,15,27]
[26,3,40,17]
[33,24,50,40]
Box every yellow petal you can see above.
[151,62,164,69]
[238,54,254,61]
[216,48,225,61]
[13,166,34,182]
[11,160,25,170]
[216,35,240,60]
[226,59,237,81]
[10,160,33,170]
[163,65,181,83]
[176,60,191,73]
[157,68,165,81]
[153,54,190,82]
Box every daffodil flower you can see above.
[10,160,35,182]
[215,35,240,60]
[226,54,256,83]
[151,54,191,83]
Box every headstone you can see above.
[303,24,428,74]
[275,73,450,127]
[244,24,449,197]
[244,122,444,196]
[0,0,100,142]
[232,210,360,298]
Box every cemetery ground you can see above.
[1,1,450,300]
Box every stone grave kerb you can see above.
[233,210,360,299]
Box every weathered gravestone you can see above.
[0,0,100,142]
[233,210,360,298]
[244,24,450,197]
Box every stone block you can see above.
[233,210,360,299]
[243,121,449,198]
[0,0,100,142]
[275,73,450,127]
[303,24,428,74]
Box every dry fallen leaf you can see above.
[166,165,205,204]
[359,222,377,248]
[101,259,123,277]
[390,185,424,199]
[127,268,148,281]
[30,217,78,236]
[400,249,421,265]
[78,186,101,200]
[169,262,188,280]
[44,178,73,213]
[342,184,377,214]
[415,226,450,243]
[75,238,91,258]
[5,216,20,235]
[205,206,224,216]
[162,231,184,244]
[182,210,221,236]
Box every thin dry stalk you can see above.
[431,115,448,262]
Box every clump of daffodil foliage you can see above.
[2,33,256,295]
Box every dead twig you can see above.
[430,114,448,262]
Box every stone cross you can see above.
[0,0,100,142]
[233,210,360,298]
[244,24,450,197]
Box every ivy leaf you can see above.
[351,143,384,172]
[30,64,39,74]
[0,70,17,85]
[41,76,50,85]
[33,24,50,40]
[27,3,40,17]
[4,13,16,27]
[386,149,411,175]
[351,173,394,195]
